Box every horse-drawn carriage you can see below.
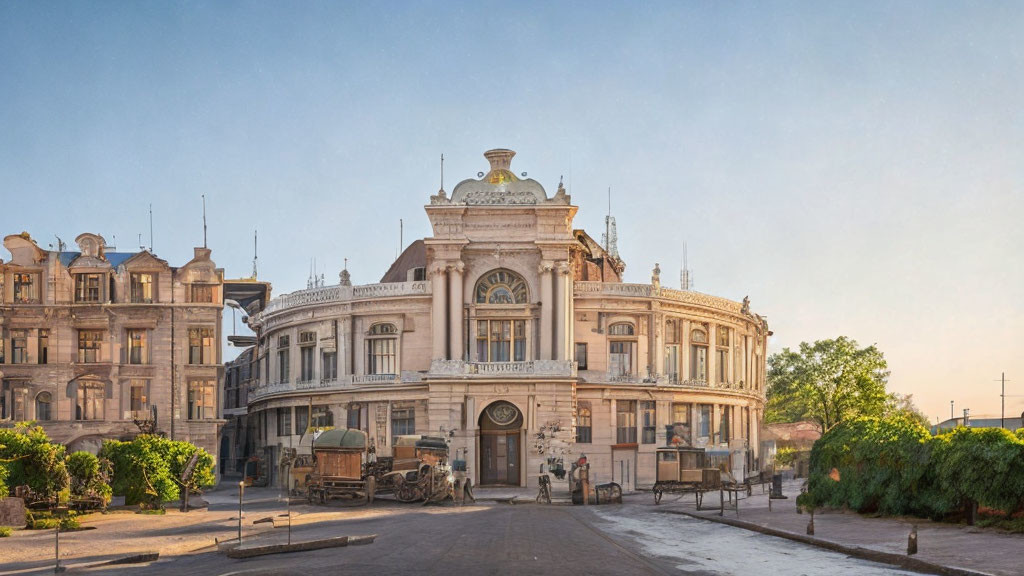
[305,428,376,505]
[377,435,454,503]
[652,447,722,505]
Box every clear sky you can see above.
[2,2,1021,424]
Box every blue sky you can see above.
[1,2,1021,422]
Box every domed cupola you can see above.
[447,149,551,205]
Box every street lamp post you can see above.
[238,481,244,544]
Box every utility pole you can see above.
[995,372,1012,429]
[950,400,954,421]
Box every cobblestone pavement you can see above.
[1,483,960,576]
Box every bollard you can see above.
[238,481,245,545]
[907,524,918,555]
[807,511,815,535]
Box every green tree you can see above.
[0,424,69,499]
[766,336,890,432]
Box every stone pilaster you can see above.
[448,262,464,361]
[539,260,553,360]
[431,262,448,360]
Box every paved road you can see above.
[45,497,930,576]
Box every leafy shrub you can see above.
[0,425,69,499]
[67,451,113,505]
[801,416,1024,520]
[774,446,797,468]
[0,526,10,537]
[99,436,215,507]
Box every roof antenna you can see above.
[202,194,208,249]
[601,187,619,259]
[400,218,403,255]
[440,153,444,193]
[138,233,144,251]
[680,242,692,291]
[252,229,258,279]
[149,204,153,252]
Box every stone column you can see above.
[448,262,464,361]
[554,261,568,361]
[539,261,553,361]
[681,320,691,381]
[744,335,752,388]
[708,325,717,386]
[653,312,664,380]
[431,262,448,361]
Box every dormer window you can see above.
[13,273,38,303]
[75,273,102,303]
[130,273,155,303]
[190,283,214,303]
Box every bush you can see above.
[67,451,112,506]
[801,416,1024,520]
[0,526,10,537]
[774,446,797,468]
[0,425,69,499]
[99,436,215,507]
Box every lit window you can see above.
[576,403,592,443]
[130,273,155,303]
[13,273,38,303]
[188,328,215,364]
[78,330,103,363]
[127,329,148,364]
[188,379,215,419]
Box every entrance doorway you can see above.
[479,401,523,486]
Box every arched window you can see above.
[474,269,528,304]
[690,329,708,382]
[76,381,105,421]
[367,323,397,375]
[608,323,636,377]
[576,403,592,443]
[35,392,52,421]
[608,323,634,336]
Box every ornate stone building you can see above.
[245,149,770,489]
[0,232,225,457]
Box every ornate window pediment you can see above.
[474,269,528,304]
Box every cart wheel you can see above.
[654,489,662,505]
[366,475,376,505]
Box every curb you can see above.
[225,534,376,559]
[87,552,160,567]
[656,509,995,576]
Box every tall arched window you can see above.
[473,269,529,362]
[474,269,529,304]
[35,391,52,421]
[608,323,636,377]
[576,403,592,443]
[690,328,708,382]
[367,323,398,375]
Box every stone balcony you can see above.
[573,281,743,315]
[248,372,424,402]
[426,359,577,379]
[577,370,763,396]
[253,280,430,321]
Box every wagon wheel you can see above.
[393,475,418,503]
[654,489,663,505]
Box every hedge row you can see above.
[99,435,215,507]
[1,425,214,509]
[799,416,1024,519]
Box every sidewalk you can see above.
[657,479,1021,576]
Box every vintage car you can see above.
[305,428,376,505]
[652,446,723,504]
[378,435,454,503]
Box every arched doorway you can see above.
[478,401,523,486]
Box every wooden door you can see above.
[480,431,520,485]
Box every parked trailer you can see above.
[306,428,376,505]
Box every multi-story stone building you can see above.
[0,232,225,458]
[245,149,771,490]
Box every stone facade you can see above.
[0,233,225,460]
[244,149,770,491]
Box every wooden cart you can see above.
[306,428,376,505]
[652,447,722,504]
[378,435,453,503]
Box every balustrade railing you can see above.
[255,280,430,320]
[573,281,743,315]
